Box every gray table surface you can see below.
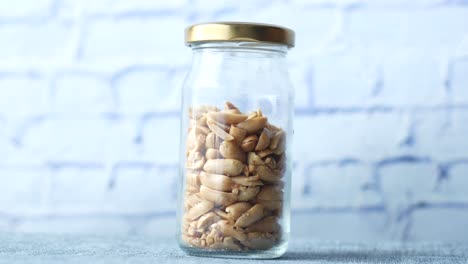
[0,234,467,264]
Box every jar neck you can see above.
[190,42,289,55]
[188,42,289,78]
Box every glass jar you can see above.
[176,22,295,259]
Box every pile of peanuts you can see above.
[182,102,286,251]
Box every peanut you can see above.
[199,185,237,206]
[255,128,272,151]
[235,204,265,228]
[237,117,267,134]
[229,125,247,146]
[207,119,234,141]
[240,135,258,152]
[199,172,233,192]
[219,141,245,162]
[186,201,214,221]
[203,159,244,176]
[225,202,252,220]
[205,148,222,160]
[207,111,248,124]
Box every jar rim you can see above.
[185,22,295,48]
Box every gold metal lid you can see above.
[185,22,295,48]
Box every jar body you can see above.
[176,42,294,259]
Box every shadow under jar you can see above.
[177,22,295,259]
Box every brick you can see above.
[292,211,389,241]
[375,49,446,106]
[451,58,468,104]
[0,75,49,117]
[290,62,312,110]
[413,110,468,161]
[300,163,381,208]
[53,72,114,114]
[215,3,337,62]
[408,207,468,242]
[439,163,468,202]
[291,162,307,209]
[347,8,468,51]
[378,162,438,206]
[49,166,109,213]
[114,67,180,114]
[0,166,48,214]
[60,0,186,15]
[361,0,447,7]
[189,0,269,17]
[0,0,53,20]
[0,118,9,162]
[21,117,138,163]
[294,113,406,161]
[81,17,190,64]
[109,165,177,213]
[139,116,180,164]
[15,217,133,234]
[0,22,74,61]
[312,49,378,107]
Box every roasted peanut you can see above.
[256,199,282,212]
[215,220,247,242]
[256,166,282,183]
[205,132,222,149]
[236,186,260,201]
[207,119,234,141]
[199,172,233,192]
[193,125,211,135]
[200,185,237,206]
[237,117,267,134]
[235,204,265,228]
[186,201,214,221]
[256,148,274,158]
[255,128,272,151]
[186,172,200,190]
[185,193,203,210]
[186,130,206,151]
[224,101,240,112]
[203,159,244,176]
[205,148,222,160]
[240,135,258,152]
[214,209,230,220]
[264,157,276,169]
[225,202,252,220]
[246,216,280,233]
[207,111,248,125]
[247,152,265,166]
[257,185,283,201]
[229,125,247,146]
[209,237,242,251]
[240,232,277,250]
[270,130,285,150]
[219,141,245,162]
[197,212,221,230]
[186,151,205,170]
[231,176,264,187]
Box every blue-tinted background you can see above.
[0,0,468,242]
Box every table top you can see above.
[0,234,467,264]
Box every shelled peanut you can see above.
[182,102,286,251]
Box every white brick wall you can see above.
[0,0,468,242]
